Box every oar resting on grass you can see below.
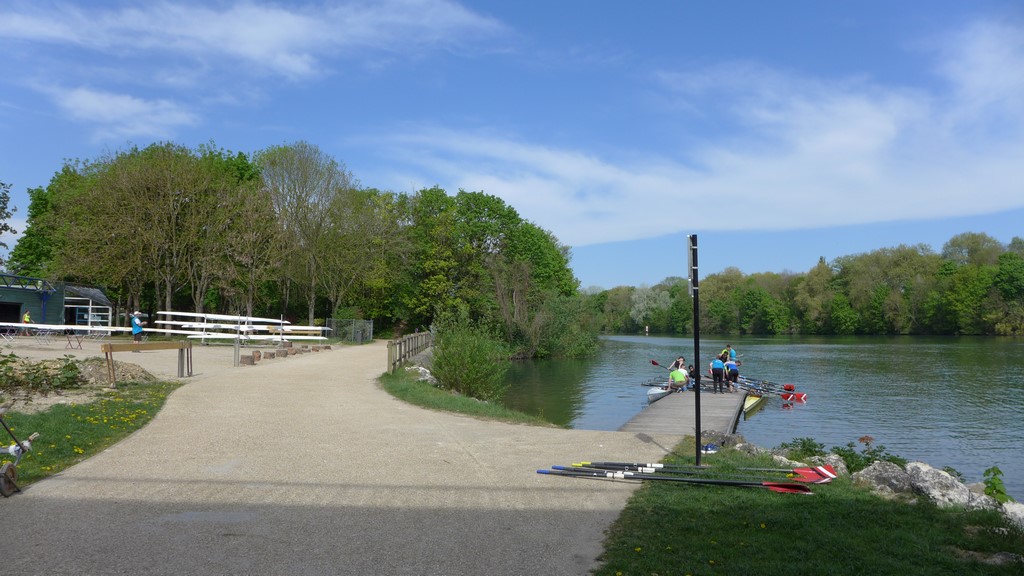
[566,464,829,484]
[576,461,837,484]
[537,467,813,494]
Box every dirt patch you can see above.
[0,357,157,414]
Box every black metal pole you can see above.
[689,235,702,466]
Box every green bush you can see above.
[830,436,907,473]
[431,317,511,402]
[983,466,1015,503]
[777,437,826,460]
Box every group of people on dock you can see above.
[666,344,741,394]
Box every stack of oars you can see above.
[536,461,837,494]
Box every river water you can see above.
[501,335,1024,500]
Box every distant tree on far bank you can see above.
[583,232,1024,337]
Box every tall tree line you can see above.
[4,141,594,358]
[584,232,1024,336]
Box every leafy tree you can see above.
[940,264,996,334]
[629,285,670,329]
[600,286,635,333]
[827,293,859,335]
[0,181,16,266]
[698,267,745,333]
[400,187,462,329]
[257,141,357,324]
[994,252,1024,302]
[941,232,1003,266]
[792,257,834,333]
[7,184,56,276]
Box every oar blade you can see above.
[762,482,814,494]
[789,468,831,484]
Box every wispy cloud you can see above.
[0,0,508,80]
[0,0,507,139]
[374,19,1024,247]
[51,87,199,141]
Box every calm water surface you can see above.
[501,335,1024,499]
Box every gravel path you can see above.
[3,339,682,575]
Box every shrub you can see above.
[431,317,511,402]
[830,435,907,474]
[777,437,826,460]
[983,466,1015,503]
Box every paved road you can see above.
[4,340,683,575]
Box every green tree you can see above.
[0,181,16,266]
[257,141,357,324]
[699,267,744,334]
[8,182,60,276]
[629,285,670,330]
[994,252,1024,302]
[941,232,1003,266]
[400,187,462,329]
[792,257,834,333]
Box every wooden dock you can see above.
[619,390,747,435]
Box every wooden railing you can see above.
[100,340,193,386]
[387,332,433,374]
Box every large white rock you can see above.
[906,461,972,508]
[1002,501,1024,530]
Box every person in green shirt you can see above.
[668,361,690,393]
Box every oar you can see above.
[738,375,788,391]
[572,463,833,484]
[537,468,812,494]
[650,359,671,371]
[577,461,837,483]
[574,462,834,484]
[558,464,827,484]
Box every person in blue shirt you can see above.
[721,344,737,362]
[724,357,740,393]
[131,311,145,351]
[710,354,726,394]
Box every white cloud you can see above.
[375,20,1024,247]
[0,0,508,140]
[0,0,507,80]
[52,87,198,140]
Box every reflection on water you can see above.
[500,335,1024,500]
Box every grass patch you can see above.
[594,441,1024,575]
[1,380,183,487]
[380,368,557,427]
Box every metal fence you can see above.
[326,318,374,343]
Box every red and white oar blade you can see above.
[787,464,838,484]
[813,465,837,480]
[790,468,830,484]
[762,482,814,494]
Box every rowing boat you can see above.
[742,392,767,417]
[647,386,672,403]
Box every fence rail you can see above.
[387,332,433,374]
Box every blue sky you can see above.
[2,1,1023,290]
